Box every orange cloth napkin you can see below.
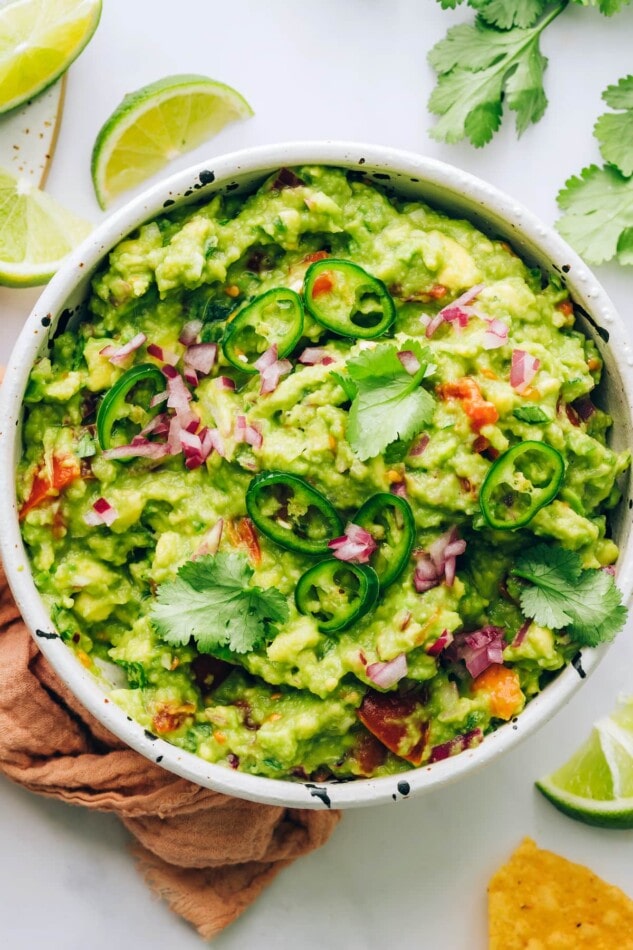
[0,560,340,939]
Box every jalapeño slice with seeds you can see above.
[222,287,304,373]
[295,559,380,634]
[245,470,343,555]
[354,492,415,588]
[96,362,166,453]
[479,440,565,530]
[303,258,396,339]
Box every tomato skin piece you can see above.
[311,272,334,298]
[358,689,429,766]
[471,665,524,720]
[19,454,81,520]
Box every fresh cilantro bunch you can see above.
[429,0,632,147]
[342,340,436,461]
[150,552,289,654]
[512,544,627,646]
[556,75,633,265]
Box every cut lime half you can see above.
[91,74,254,209]
[0,165,91,286]
[0,0,102,115]
[536,695,633,829]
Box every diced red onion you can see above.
[184,343,217,376]
[254,344,279,372]
[602,564,617,576]
[572,396,596,421]
[510,349,540,393]
[103,441,172,461]
[183,367,199,387]
[414,527,466,592]
[454,626,505,678]
[147,342,180,365]
[428,728,483,763]
[83,496,118,527]
[194,518,224,558]
[511,619,531,648]
[426,629,454,657]
[482,318,509,350]
[298,347,335,366]
[328,522,377,564]
[397,350,421,375]
[366,653,408,689]
[255,345,292,394]
[100,332,146,366]
[179,320,203,346]
[150,390,168,408]
[410,433,430,457]
[234,415,263,449]
[390,480,408,499]
[166,373,192,412]
[161,363,179,380]
[140,413,170,437]
[425,284,485,338]
[215,376,236,391]
[414,553,441,593]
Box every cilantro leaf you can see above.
[512,544,628,647]
[150,553,289,655]
[346,340,436,461]
[556,164,633,266]
[573,0,632,13]
[470,0,547,29]
[594,75,633,177]
[427,5,563,146]
[513,406,550,424]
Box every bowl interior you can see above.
[2,143,632,809]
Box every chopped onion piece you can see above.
[234,415,263,449]
[482,318,509,350]
[215,376,236,391]
[410,433,430,457]
[147,342,180,365]
[510,349,540,393]
[103,441,172,461]
[328,522,377,564]
[84,497,118,527]
[150,390,168,408]
[194,518,224,558]
[425,284,485,338]
[454,626,505,678]
[298,347,335,366]
[397,350,421,375]
[511,619,531,648]
[366,653,408,688]
[184,343,217,376]
[100,332,146,366]
[428,728,483,763]
[179,320,203,346]
[166,373,192,412]
[426,630,454,657]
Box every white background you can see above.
[1,2,633,947]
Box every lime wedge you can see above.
[0,0,102,115]
[536,695,633,828]
[0,165,91,286]
[91,74,254,209]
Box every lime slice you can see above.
[536,695,633,828]
[0,0,102,115]
[0,165,91,286]
[91,74,254,209]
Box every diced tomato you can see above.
[350,732,388,777]
[357,689,429,766]
[437,377,499,432]
[227,516,262,564]
[19,454,81,520]
[556,299,574,316]
[471,665,524,720]
[302,250,329,264]
[427,283,448,300]
[151,702,196,735]
[311,272,334,298]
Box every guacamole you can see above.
[17,165,630,782]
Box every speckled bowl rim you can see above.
[1,141,632,810]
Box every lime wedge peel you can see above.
[0,166,92,287]
[536,695,633,829]
[0,0,102,115]
[91,74,254,209]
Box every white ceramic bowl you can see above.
[1,142,632,810]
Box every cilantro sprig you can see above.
[429,1,632,147]
[344,340,436,461]
[512,544,627,647]
[150,553,289,655]
[556,76,633,265]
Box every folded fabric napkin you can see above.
[0,558,340,939]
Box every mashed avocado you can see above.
[17,166,630,782]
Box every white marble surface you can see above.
[1,2,633,947]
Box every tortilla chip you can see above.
[488,837,633,949]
